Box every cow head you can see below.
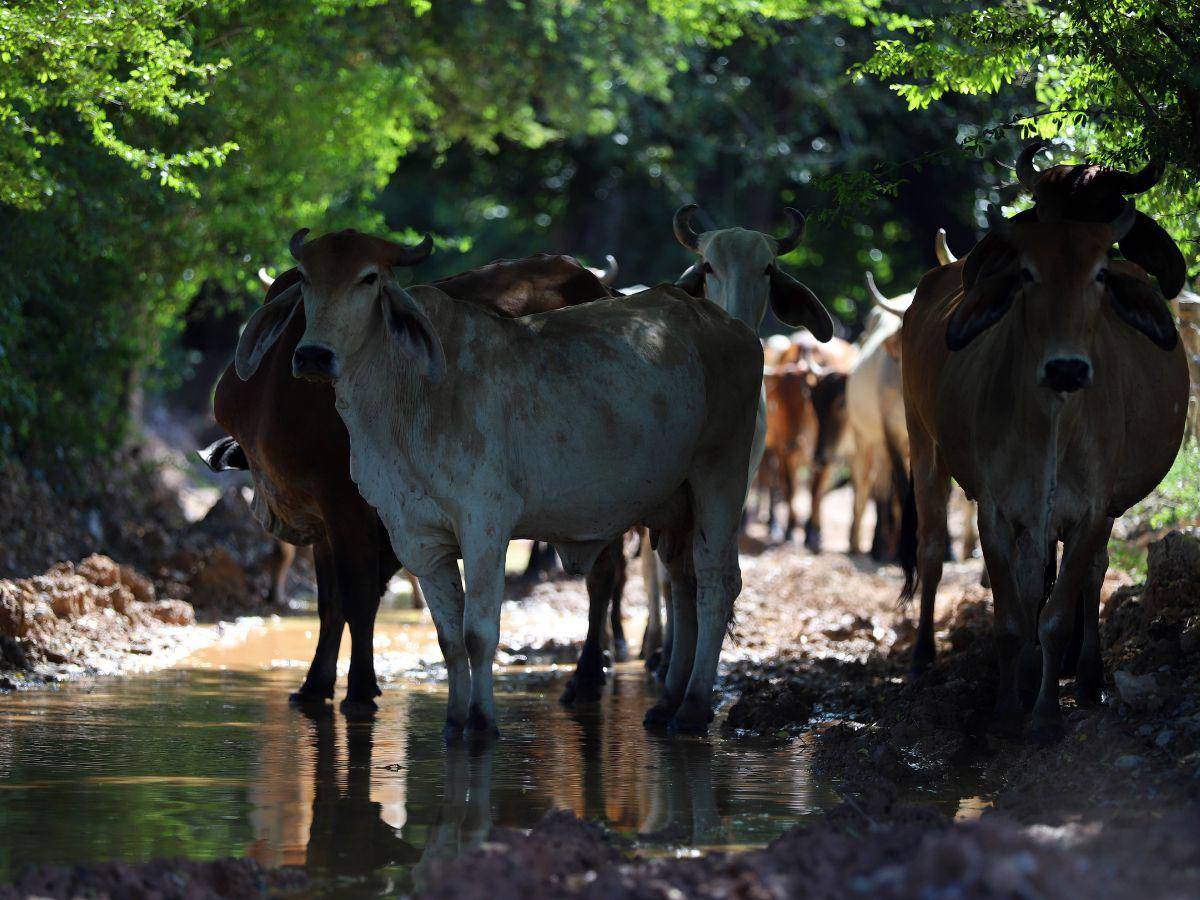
[672,205,834,341]
[234,228,433,383]
[950,202,1178,394]
[1013,140,1185,299]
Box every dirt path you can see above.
[426,504,1200,898]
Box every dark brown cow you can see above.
[205,244,619,714]
[900,147,1188,741]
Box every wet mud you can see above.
[3,484,1200,897]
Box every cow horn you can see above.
[387,233,434,267]
[1104,157,1165,196]
[775,207,806,255]
[257,267,274,287]
[1110,200,1138,242]
[673,204,702,252]
[289,228,310,261]
[1016,139,1049,191]
[598,254,618,285]
[934,228,956,265]
[866,271,906,317]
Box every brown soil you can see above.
[0,554,201,687]
[0,856,305,900]
[0,454,312,623]
[423,530,1200,898]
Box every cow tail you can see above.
[898,469,919,605]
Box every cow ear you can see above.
[1118,211,1186,300]
[675,263,705,298]
[946,272,1017,351]
[1106,267,1179,351]
[768,265,834,341]
[234,282,301,380]
[382,283,446,382]
[197,436,248,472]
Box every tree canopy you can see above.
[1,0,1194,465]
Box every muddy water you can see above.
[0,608,842,896]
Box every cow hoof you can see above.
[340,697,378,719]
[612,638,629,664]
[465,706,499,739]
[643,701,677,729]
[289,688,331,706]
[560,677,603,705]
[644,650,662,673]
[668,716,710,735]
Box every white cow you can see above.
[235,228,766,736]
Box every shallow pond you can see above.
[0,608,850,896]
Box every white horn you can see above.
[866,272,907,318]
[934,228,957,265]
[257,267,275,287]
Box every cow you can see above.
[209,245,622,715]
[900,147,1188,742]
[844,272,912,559]
[235,228,769,737]
[757,333,858,542]
[672,204,834,483]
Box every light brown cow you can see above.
[900,185,1187,741]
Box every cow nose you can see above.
[292,344,337,382]
[1040,358,1092,393]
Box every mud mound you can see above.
[418,798,1174,899]
[0,856,305,899]
[0,554,195,682]
[418,809,619,900]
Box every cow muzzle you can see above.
[292,343,339,382]
[1039,357,1092,393]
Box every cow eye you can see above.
[1095,268,1107,284]
[764,264,773,276]
[1019,267,1035,284]
[702,261,713,275]
[360,272,378,286]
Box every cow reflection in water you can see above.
[299,708,421,880]
[563,679,729,847]
[411,743,496,890]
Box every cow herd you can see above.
[202,141,1190,745]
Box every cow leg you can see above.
[644,546,696,727]
[610,545,629,662]
[562,539,622,704]
[1074,534,1110,707]
[975,508,1021,730]
[291,538,344,704]
[670,493,743,733]
[404,569,426,610]
[266,540,296,605]
[639,529,663,663]
[420,558,471,739]
[848,445,874,555]
[1032,517,1111,743]
[805,457,831,552]
[781,450,799,542]
[910,437,951,676]
[462,543,508,737]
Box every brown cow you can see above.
[900,148,1188,742]
[207,243,620,714]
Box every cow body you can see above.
[902,213,1188,740]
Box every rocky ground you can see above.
[0,857,306,900]
[423,528,1200,899]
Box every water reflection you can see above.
[0,640,839,896]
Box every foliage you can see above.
[1110,440,1200,577]
[855,0,1200,271]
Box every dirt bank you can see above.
[0,857,305,900]
[0,554,211,689]
[0,454,312,621]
